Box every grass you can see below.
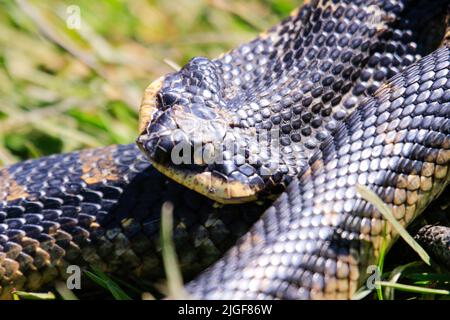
[0,0,297,164]
[84,268,132,300]
[356,185,449,301]
[160,201,189,299]
[2,0,449,300]
[357,185,432,266]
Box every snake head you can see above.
[137,57,290,204]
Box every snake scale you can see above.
[1,0,450,299]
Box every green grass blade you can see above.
[376,281,450,295]
[13,290,56,300]
[384,261,423,300]
[141,292,155,300]
[376,221,388,300]
[84,270,107,289]
[107,275,147,296]
[106,283,132,300]
[84,268,132,300]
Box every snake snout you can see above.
[138,95,266,203]
[139,104,226,163]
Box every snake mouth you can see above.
[137,119,264,204]
[150,161,260,204]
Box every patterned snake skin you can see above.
[183,48,450,299]
[0,0,449,299]
[0,145,269,298]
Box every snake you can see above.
[1,0,450,300]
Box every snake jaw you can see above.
[150,161,260,204]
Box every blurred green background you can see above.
[0,0,297,165]
[2,0,449,301]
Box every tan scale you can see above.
[0,168,29,202]
[80,146,121,185]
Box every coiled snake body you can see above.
[1,0,450,299]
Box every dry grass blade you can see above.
[12,290,56,300]
[163,59,181,71]
[54,281,79,300]
[351,287,373,300]
[16,0,102,74]
[356,184,431,266]
[161,201,189,299]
